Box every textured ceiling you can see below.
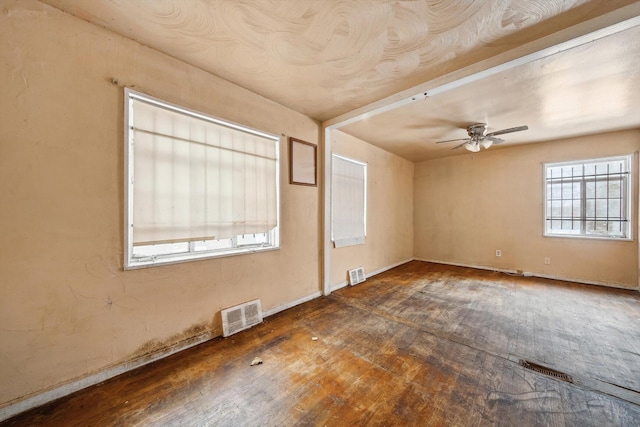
[40,0,640,160]
[340,23,640,161]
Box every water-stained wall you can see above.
[330,130,414,288]
[0,0,320,407]
[414,130,640,289]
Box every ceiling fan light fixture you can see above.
[464,142,480,152]
[436,122,528,153]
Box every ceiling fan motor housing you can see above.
[467,123,487,137]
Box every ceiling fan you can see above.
[436,123,529,152]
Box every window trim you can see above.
[543,154,633,241]
[123,88,281,270]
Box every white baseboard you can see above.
[529,272,636,291]
[262,291,322,317]
[0,290,323,422]
[0,330,213,422]
[366,258,414,278]
[414,258,519,275]
[415,258,637,290]
[330,258,415,292]
[330,280,349,292]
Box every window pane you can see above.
[545,155,630,239]
[572,200,581,217]
[610,162,622,173]
[608,180,621,198]
[595,220,608,233]
[608,199,621,218]
[548,166,562,178]
[572,182,581,198]
[595,180,608,198]
[594,162,610,176]
[595,199,607,218]
[608,221,622,234]
[584,163,595,175]
[133,242,189,257]
[237,233,268,245]
[585,199,595,219]
[199,239,233,251]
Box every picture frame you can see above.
[289,137,317,186]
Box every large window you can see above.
[124,89,280,268]
[331,154,367,248]
[544,155,631,240]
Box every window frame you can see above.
[124,88,281,269]
[543,154,632,241]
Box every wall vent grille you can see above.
[348,267,366,286]
[222,299,263,337]
[519,359,573,383]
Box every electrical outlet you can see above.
[544,257,551,265]
[496,250,502,257]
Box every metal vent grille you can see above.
[519,360,573,383]
[221,299,263,337]
[348,267,366,286]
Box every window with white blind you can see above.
[124,89,280,268]
[544,155,631,240]
[331,154,367,248]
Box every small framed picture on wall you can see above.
[289,137,317,186]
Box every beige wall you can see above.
[414,129,640,289]
[330,130,414,288]
[2,0,637,415]
[0,0,320,407]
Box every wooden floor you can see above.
[3,261,640,426]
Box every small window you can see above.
[544,155,631,240]
[124,89,280,268]
[331,154,367,247]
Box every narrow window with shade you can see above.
[331,154,367,248]
[124,89,280,269]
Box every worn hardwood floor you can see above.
[3,261,640,426]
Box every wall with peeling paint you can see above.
[0,0,321,407]
[330,131,414,288]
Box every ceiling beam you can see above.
[322,2,640,131]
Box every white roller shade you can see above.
[130,96,278,245]
[331,154,367,248]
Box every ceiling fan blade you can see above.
[486,125,528,137]
[451,141,468,150]
[435,138,469,144]
[487,136,505,144]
